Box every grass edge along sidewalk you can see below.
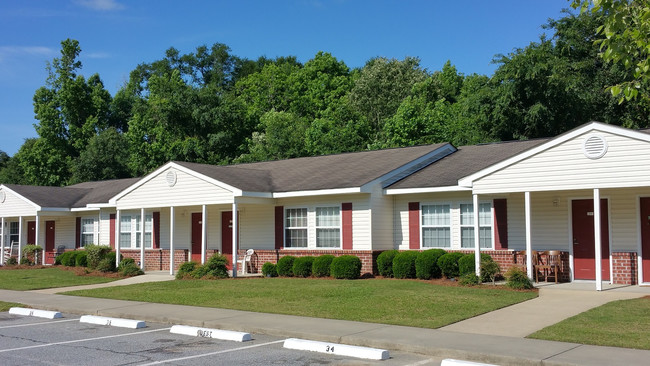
[64,277,537,329]
[528,296,650,350]
[0,267,117,291]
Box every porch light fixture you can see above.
[553,197,559,207]
[582,134,608,159]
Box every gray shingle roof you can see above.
[67,178,141,207]
[3,184,91,208]
[387,139,550,189]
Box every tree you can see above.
[573,0,650,102]
[237,111,309,162]
[70,128,130,183]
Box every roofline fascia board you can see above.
[87,203,115,208]
[70,207,100,212]
[273,187,362,198]
[109,162,243,204]
[363,144,456,191]
[40,207,72,212]
[457,122,647,187]
[0,185,42,210]
[385,185,472,195]
[237,191,273,198]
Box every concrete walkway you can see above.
[30,270,175,294]
[3,277,650,365]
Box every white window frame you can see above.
[285,207,308,248]
[459,202,493,249]
[315,206,341,248]
[9,222,19,245]
[421,203,451,248]
[119,215,132,248]
[120,214,153,249]
[80,217,95,247]
[135,214,153,249]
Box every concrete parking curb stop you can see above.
[79,315,146,329]
[170,325,252,342]
[283,338,389,360]
[9,307,62,319]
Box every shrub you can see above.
[22,244,42,265]
[376,250,399,277]
[312,255,335,277]
[120,263,143,277]
[20,257,31,265]
[85,245,112,269]
[192,253,229,279]
[75,251,88,267]
[481,259,502,285]
[176,261,199,279]
[459,273,480,286]
[5,257,17,265]
[458,253,498,283]
[262,262,278,277]
[292,256,315,278]
[276,256,296,277]
[58,251,76,266]
[505,267,533,290]
[330,255,361,279]
[437,252,464,278]
[392,251,418,279]
[415,249,447,280]
[96,257,116,273]
[119,257,136,268]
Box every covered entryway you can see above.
[641,197,650,283]
[27,221,35,245]
[221,211,233,269]
[572,199,610,280]
[45,220,55,264]
[191,212,202,262]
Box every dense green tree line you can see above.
[1,9,649,186]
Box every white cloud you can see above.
[74,0,125,11]
[0,46,57,62]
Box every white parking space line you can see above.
[0,318,79,329]
[138,339,286,365]
[0,327,171,353]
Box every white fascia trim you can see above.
[40,207,72,212]
[70,207,100,212]
[109,162,243,204]
[87,203,115,208]
[273,187,361,198]
[0,185,41,211]
[458,122,650,187]
[385,185,472,195]
[238,191,273,198]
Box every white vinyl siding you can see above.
[421,204,451,248]
[0,189,38,217]
[285,208,308,248]
[316,207,340,248]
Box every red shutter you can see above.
[75,217,81,248]
[493,199,508,250]
[408,202,420,249]
[109,214,116,249]
[342,203,353,249]
[275,206,284,249]
[153,212,160,249]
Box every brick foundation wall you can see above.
[612,252,637,285]
[120,249,188,271]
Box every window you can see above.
[81,218,94,247]
[135,215,153,249]
[285,208,307,248]
[120,215,131,248]
[421,204,451,248]
[316,207,340,248]
[460,203,492,248]
[9,222,19,245]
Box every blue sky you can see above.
[0,0,571,156]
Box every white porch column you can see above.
[140,208,145,270]
[1,217,5,265]
[525,192,533,279]
[169,206,175,276]
[232,201,238,277]
[594,189,603,291]
[97,211,101,245]
[115,210,121,268]
[201,205,207,265]
[473,194,481,277]
[18,216,22,261]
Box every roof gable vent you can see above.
[583,134,608,159]
[166,170,177,187]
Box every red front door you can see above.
[27,221,35,244]
[45,221,55,264]
[191,213,202,262]
[640,197,650,283]
[221,211,233,269]
[572,199,610,280]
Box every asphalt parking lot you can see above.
[0,311,441,366]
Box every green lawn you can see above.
[0,267,117,290]
[65,278,537,328]
[0,301,23,312]
[529,296,650,350]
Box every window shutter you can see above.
[109,214,116,249]
[408,202,420,249]
[342,203,353,249]
[493,199,508,250]
[153,212,160,249]
[275,206,284,249]
[75,217,81,249]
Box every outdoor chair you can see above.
[238,249,255,274]
[535,250,561,283]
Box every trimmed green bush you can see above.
[292,256,315,278]
[58,251,76,267]
[312,255,335,277]
[119,257,136,268]
[276,256,296,277]
[5,257,17,265]
[505,267,533,290]
[262,262,278,277]
[392,251,418,279]
[437,252,464,278]
[481,259,502,285]
[120,263,143,277]
[75,251,88,267]
[176,261,199,279]
[376,250,399,277]
[459,273,480,286]
[192,253,229,279]
[22,244,42,265]
[20,257,31,265]
[458,253,498,283]
[85,245,112,269]
[330,255,361,279]
[96,257,116,273]
[415,249,447,279]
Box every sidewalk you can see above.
[2,279,650,365]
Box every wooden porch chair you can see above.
[536,250,561,283]
[514,250,539,274]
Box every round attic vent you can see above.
[0,190,5,203]
[166,170,177,187]
[583,134,608,159]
